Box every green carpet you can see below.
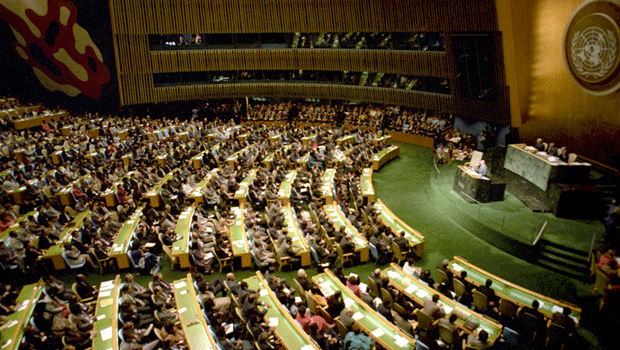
[373,142,611,349]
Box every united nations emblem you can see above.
[564,0,620,95]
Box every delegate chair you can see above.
[545,323,572,350]
[61,251,85,269]
[391,240,409,265]
[472,291,489,313]
[381,288,394,309]
[413,309,436,332]
[438,323,461,349]
[435,269,449,285]
[212,247,234,273]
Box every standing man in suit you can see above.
[476,160,488,177]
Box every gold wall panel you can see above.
[498,0,620,166]
[111,0,499,34]
[109,0,510,126]
[149,50,448,77]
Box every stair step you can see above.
[537,239,589,257]
[535,253,589,272]
[531,260,588,281]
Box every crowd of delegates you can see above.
[149,31,446,52]
[0,99,64,132]
[292,32,445,51]
[0,96,587,350]
[154,69,450,95]
[244,100,453,136]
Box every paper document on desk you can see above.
[371,328,385,338]
[352,312,364,320]
[416,289,429,299]
[100,326,113,341]
[344,298,355,308]
[394,335,410,347]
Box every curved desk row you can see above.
[374,200,425,257]
[234,169,258,207]
[0,279,44,350]
[448,256,581,323]
[382,263,503,344]
[360,168,375,201]
[42,209,92,270]
[282,204,312,267]
[173,206,196,269]
[371,145,400,171]
[93,276,121,350]
[230,207,252,268]
[190,168,219,203]
[323,204,369,262]
[313,269,416,350]
[109,206,145,269]
[278,170,297,205]
[320,168,336,204]
[244,272,320,350]
[173,274,219,350]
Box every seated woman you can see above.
[63,242,97,269]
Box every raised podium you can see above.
[453,165,506,203]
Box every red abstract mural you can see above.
[0,0,111,99]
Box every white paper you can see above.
[17,302,28,311]
[2,339,12,348]
[174,281,187,289]
[301,345,314,350]
[371,328,385,338]
[99,290,111,297]
[178,307,187,313]
[260,289,269,297]
[359,282,368,294]
[206,252,214,259]
[405,285,416,295]
[321,287,335,298]
[451,264,464,272]
[416,289,429,299]
[97,314,106,321]
[5,320,18,329]
[352,312,364,321]
[344,298,355,308]
[550,305,563,314]
[174,246,180,250]
[394,335,410,347]
[100,326,113,341]
[180,290,188,295]
[269,317,279,326]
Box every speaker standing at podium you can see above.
[475,160,488,177]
